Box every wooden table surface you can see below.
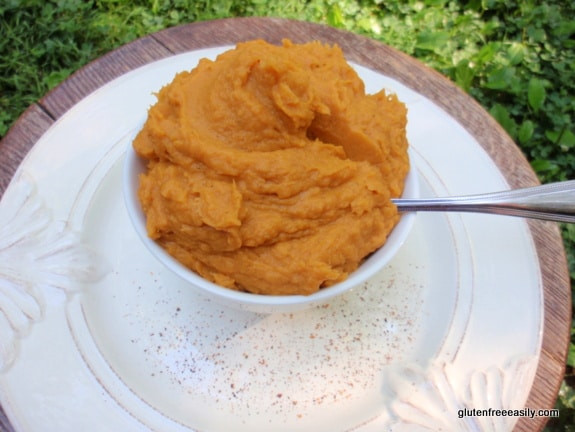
[0,17,570,432]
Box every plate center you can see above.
[76,157,462,431]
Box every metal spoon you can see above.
[392,180,575,223]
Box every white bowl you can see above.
[123,142,418,314]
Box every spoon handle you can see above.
[392,180,575,223]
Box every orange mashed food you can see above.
[133,39,409,296]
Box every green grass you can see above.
[1,0,574,429]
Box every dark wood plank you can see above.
[0,17,569,432]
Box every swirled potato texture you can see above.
[134,39,409,295]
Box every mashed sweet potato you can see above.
[133,39,409,296]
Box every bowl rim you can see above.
[122,142,418,308]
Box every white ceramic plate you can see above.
[0,47,542,432]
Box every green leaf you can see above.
[415,30,450,53]
[545,128,575,150]
[559,380,575,410]
[489,103,517,137]
[546,130,561,142]
[455,60,475,92]
[568,342,575,368]
[43,69,71,90]
[484,67,515,90]
[531,159,558,173]
[506,42,526,65]
[527,26,546,43]
[555,20,575,38]
[424,0,449,6]
[474,41,500,66]
[0,111,11,137]
[559,130,575,150]
[527,78,546,112]
[517,120,534,144]
[326,3,344,28]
